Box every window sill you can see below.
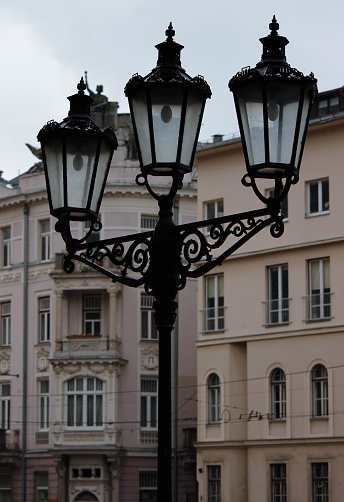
[264,321,290,328]
[310,416,329,421]
[304,317,333,324]
[305,211,330,218]
[201,329,226,335]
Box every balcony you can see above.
[61,335,114,357]
[0,429,20,468]
[263,298,291,327]
[304,292,333,322]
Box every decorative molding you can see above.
[36,346,50,372]
[0,271,21,284]
[0,350,11,374]
[63,433,105,442]
[140,345,159,371]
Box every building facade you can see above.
[0,90,198,501]
[195,87,344,501]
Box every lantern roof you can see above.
[124,23,211,98]
[228,16,317,94]
[38,78,118,148]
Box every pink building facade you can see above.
[0,95,198,501]
[195,87,344,501]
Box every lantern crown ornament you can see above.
[125,23,211,177]
[38,78,118,224]
[229,16,317,205]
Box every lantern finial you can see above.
[269,15,279,34]
[165,22,175,41]
[77,77,87,94]
[258,16,289,66]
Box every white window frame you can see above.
[271,463,287,502]
[207,465,221,502]
[2,227,11,268]
[1,302,11,346]
[312,462,329,502]
[208,373,221,424]
[268,265,289,325]
[39,380,49,430]
[83,295,101,336]
[66,377,104,428]
[141,215,158,231]
[40,220,51,262]
[205,199,224,234]
[141,294,158,340]
[39,297,50,343]
[308,259,331,321]
[205,275,224,332]
[140,378,158,429]
[271,368,286,420]
[307,179,329,216]
[312,364,328,418]
[0,383,10,429]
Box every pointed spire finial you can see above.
[77,77,86,95]
[269,15,279,35]
[166,22,175,41]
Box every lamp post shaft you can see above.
[151,194,180,502]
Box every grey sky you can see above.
[0,0,341,180]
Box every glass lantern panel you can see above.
[90,140,113,213]
[43,137,64,211]
[131,89,152,167]
[180,89,204,167]
[151,87,183,166]
[66,136,98,214]
[237,84,265,166]
[267,82,302,167]
[294,92,311,168]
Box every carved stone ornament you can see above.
[140,345,159,371]
[36,347,50,372]
[0,350,11,374]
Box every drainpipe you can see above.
[173,196,179,502]
[22,203,29,502]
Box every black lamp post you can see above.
[38,19,316,502]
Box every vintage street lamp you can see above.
[229,15,317,205]
[38,19,316,502]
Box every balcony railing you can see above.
[304,292,333,322]
[200,307,227,333]
[263,298,291,326]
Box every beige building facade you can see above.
[195,87,344,501]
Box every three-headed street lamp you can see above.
[38,17,317,502]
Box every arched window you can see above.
[66,377,104,427]
[271,368,286,420]
[208,373,220,424]
[312,364,328,417]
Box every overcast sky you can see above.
[0,0,342,180]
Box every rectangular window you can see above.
[205,275,224,332]
[36,472,48,502]
[0,384,10,429]
[268,265,289,325]
[141,378,158,429]
[271,464,287,502]
[205,200,224,234]
[1,302,11,346]
[308,179,329,216]
[141,215,158,231]
[208,465,221,502]
[39,380,49,430]
[2,228,11,268]
[83,295,101,335]
[141,295,158,340]
[312,463,328,502]
[40,220,50,262]
[308,259,331,320]
[39,297,50,342]
[0,474,11,502]
[67,377,103,428]
[139,472,157,502]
